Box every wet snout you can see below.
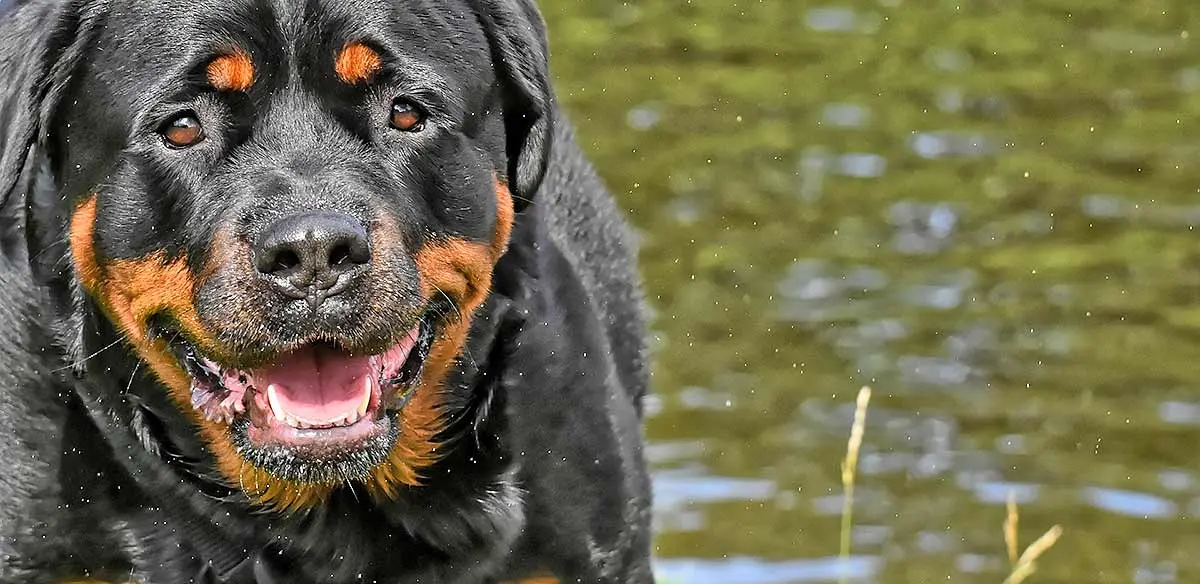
[254,211,372,310]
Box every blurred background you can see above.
[536,1,1200,582]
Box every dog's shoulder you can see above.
[536,120,649,406]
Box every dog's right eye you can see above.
[161,113,205,148]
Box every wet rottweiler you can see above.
[0,0,653,582]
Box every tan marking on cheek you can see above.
[335,42,382,85]
[412,178,514,310]
[413,238,493,306]
[68,195,207,352]
[206,50,255,92]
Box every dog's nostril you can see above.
[328,243,351,268]
[328,237,371,269]
[271,249,301,273]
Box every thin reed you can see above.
[838,386,871,584]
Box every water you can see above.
[540,1,1200,582]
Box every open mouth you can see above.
[166,315,435,464]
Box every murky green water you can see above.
[539,1,1200,582]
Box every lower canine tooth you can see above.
[357,389,371,417]
[266,385,290,425]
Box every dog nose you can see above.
[254,212,371,304]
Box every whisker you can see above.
[50,337,123,373]
[434,287,462,321]
[29,235,68,263]
[341,470,360,504]
[123,359,142,395]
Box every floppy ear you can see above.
[470,0,554,212]
[0,2,105,259]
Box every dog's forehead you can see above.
[104,0,488,81]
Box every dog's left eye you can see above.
[161,113,205,148]
[390,98,425,132]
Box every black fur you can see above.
[0,0,653,582]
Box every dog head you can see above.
[0,0,551,511]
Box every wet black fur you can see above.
[0,0,653,582]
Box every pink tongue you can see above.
[258,345,377,425]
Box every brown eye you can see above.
[390,99,425,132]
[162,113,204,148]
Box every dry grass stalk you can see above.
[1000,490,1063,584]
[1004,491,1019,565]
[838,386,871,584]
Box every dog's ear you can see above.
[0,2,105,259]
[471,0,554,212]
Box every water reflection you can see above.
[542,0,1200,582]
[656,556,882,584]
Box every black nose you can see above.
[254,212,371,307]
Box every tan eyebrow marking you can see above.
[335,42,382,85]
[206,50,255,92]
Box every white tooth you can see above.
[357,388,371,417]
[266,385,289,425]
